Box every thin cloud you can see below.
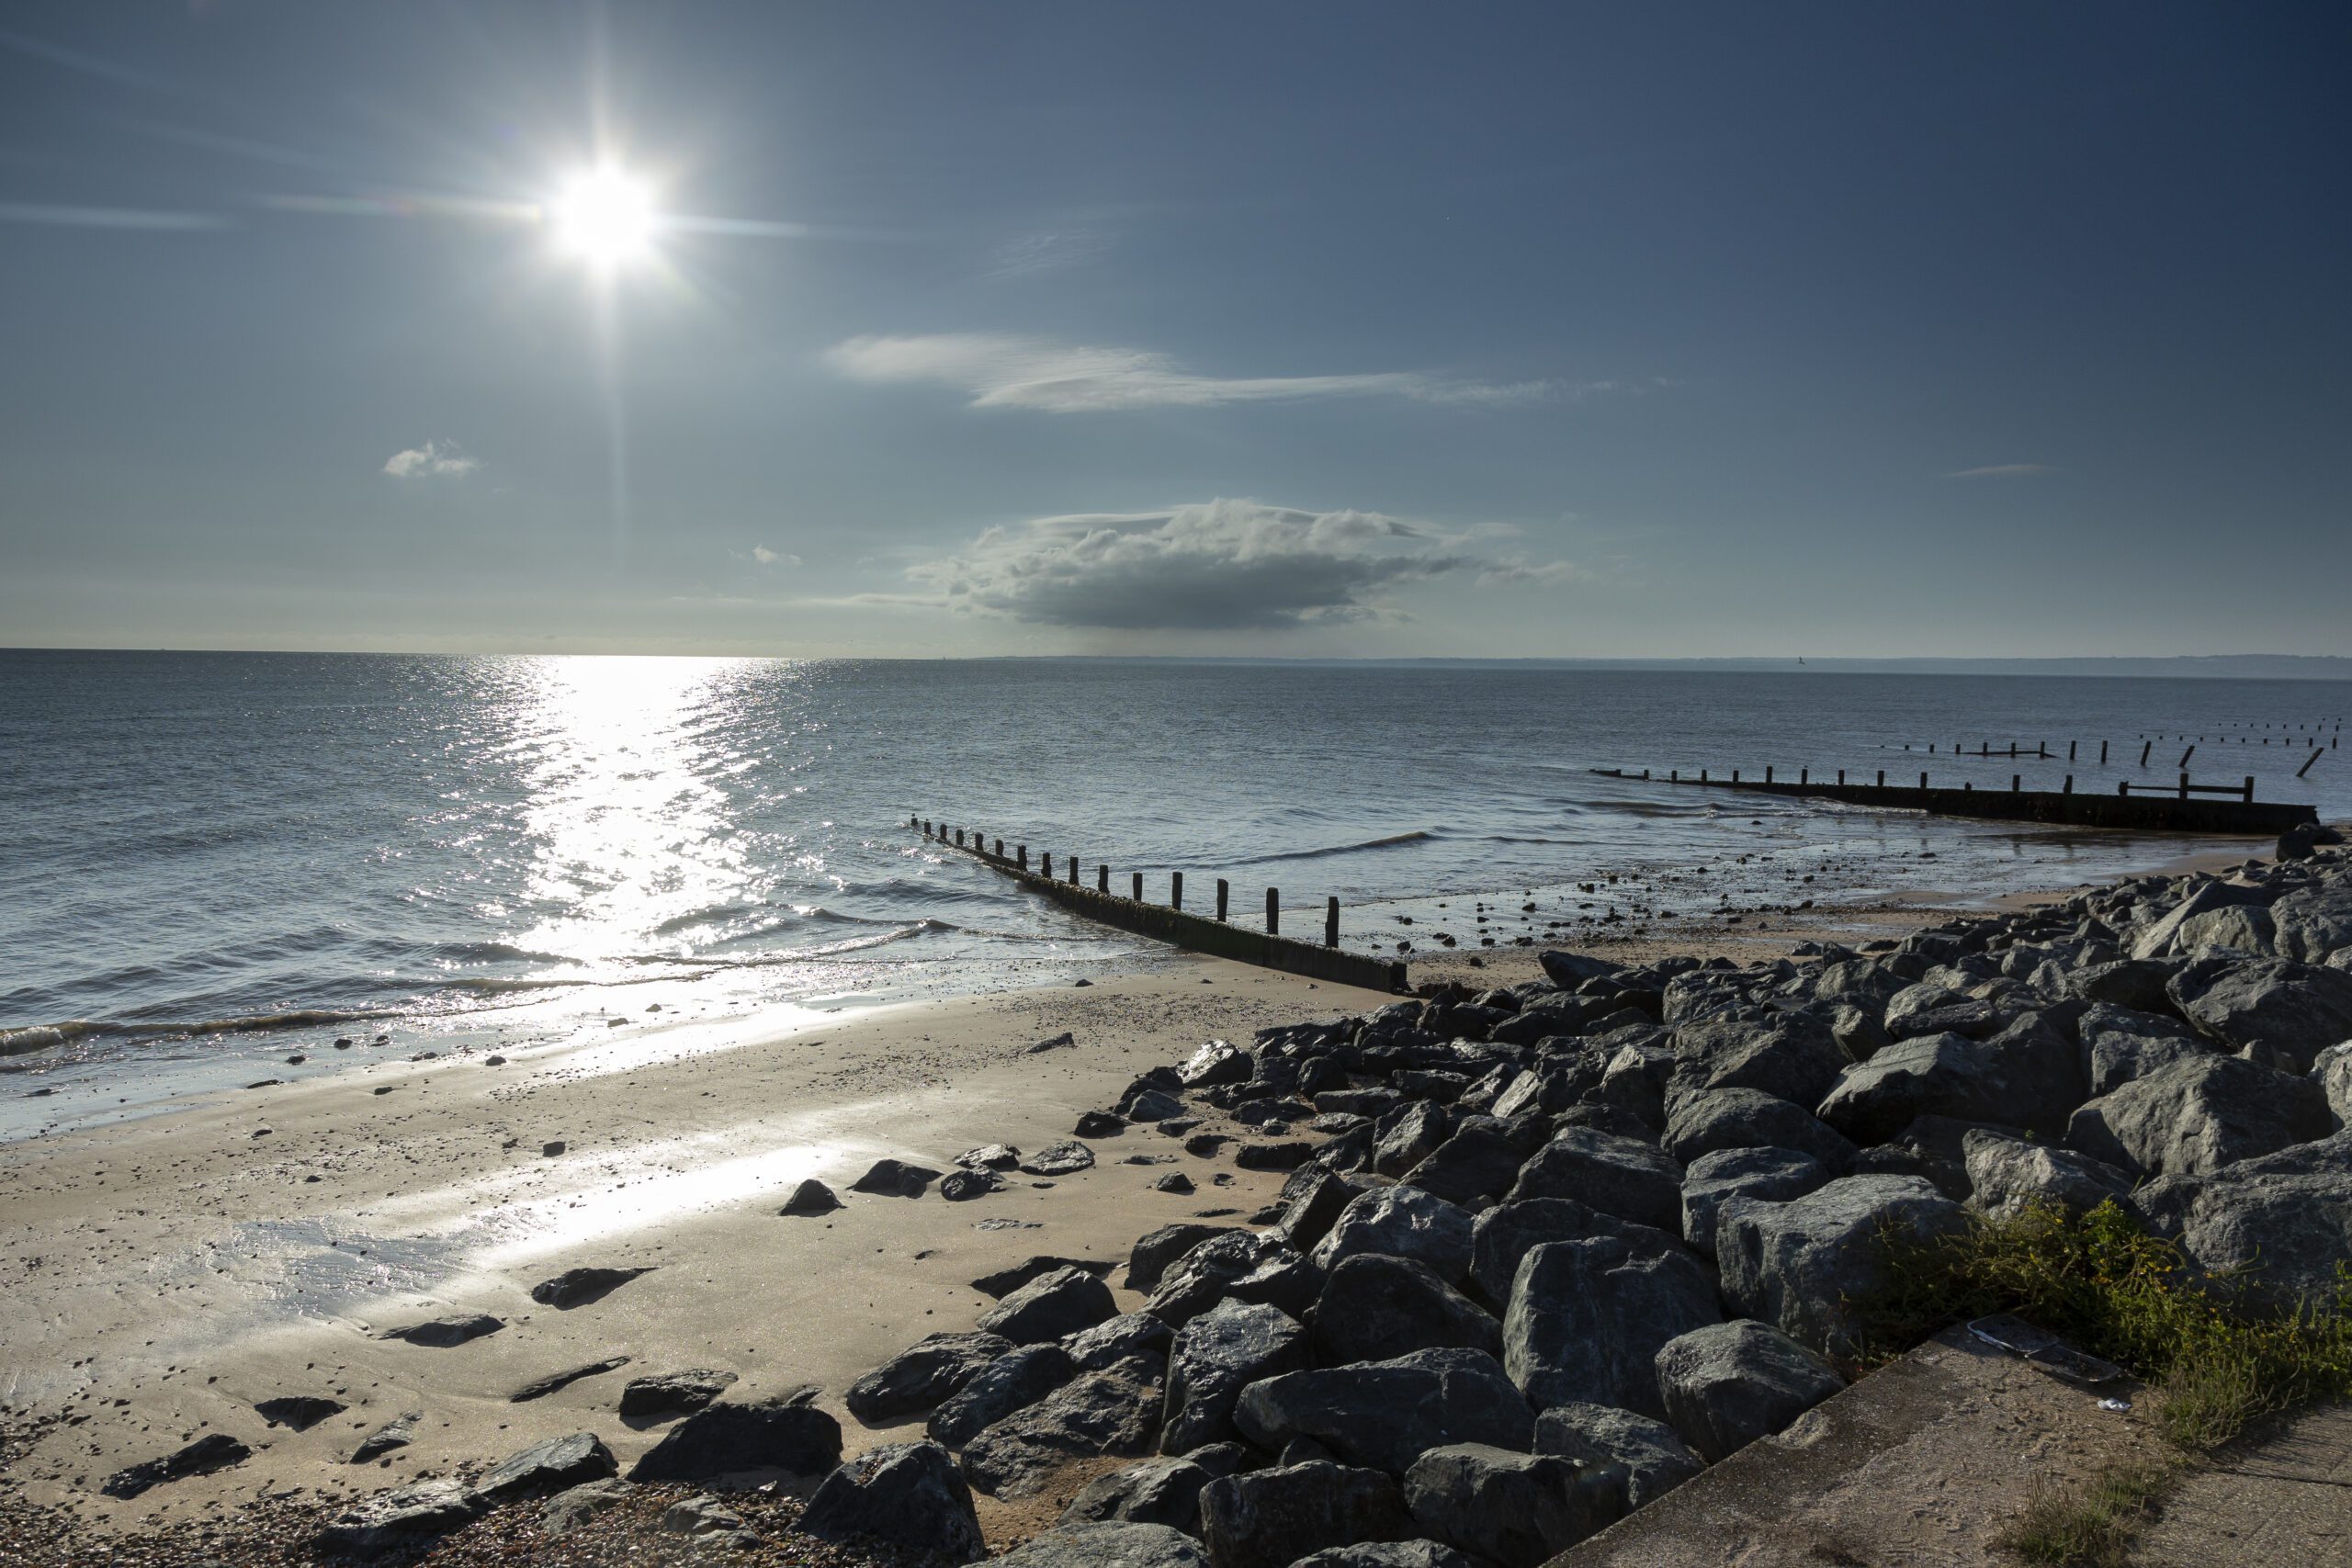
[826,333,1565,413]
[1477,557,1589,587]
[1942,463,2049,479]
[382,440,479,479]
[0,201,224,231]
[751,546,801,568]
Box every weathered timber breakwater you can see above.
[30,823,2352,1567]
[912,816,1411,993]
[1592,765,2322,834]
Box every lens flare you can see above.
[548,164,655,269]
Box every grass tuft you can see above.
[1996,1457,2174,1568]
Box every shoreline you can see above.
[0,829,2312,1553]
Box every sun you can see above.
[548,164,656,270]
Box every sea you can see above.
[4,650,2346,1137]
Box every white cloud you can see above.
[751,546,801,568]
[382,439,480,479]
[825,333,1565,413]
[1942,463,2048,479]
[901,499,1582,631]
[1476,556,1589,587]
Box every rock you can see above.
[853,1157,944,1198]
[2270,880,2352,964]
[979,1265,1119,1344]
[1129,1224,1244,1292]
[1129,1089,1188,1122]
[1062,1456,1216,1535]
[929,1345,1079,1449]
[802,1439,985,1562]
[1289,1544,1479,1568]
[780,1179,843,1215]
[2059,959,2179,1015]
[1716,1175,1967,1356]
[1310,1185,1476,1284]
[2066,1055,2331,1178]
[1267,1174,1365,1257]
[1022,1140,1098,1177]
[1033,1032,1078,1052]
[995,1520,1208,1567]
[1199,1461,1415,1568]
[1541,951,1624,989]
[2175,903,2278,955]
[958,1144,1023,1169]
[1236,1140,1315,1171]
[1663,1088,1855,1173]
[628,1398,842,1482]
[1533,1404,1704,1509]
[475,1431,617,1502]
[2077,1004,2212,1097]
[618,1369,737,1420]
[376,1312,503,1348]
[254,1395,345,1431]
[658,1495,747,1539]
[1400,1125,1529,1205]
[1506,1125,1684,1236]
[1655,1320,1845,1463]
[349,1410,422,1463]
[1815,1019,2083,1145]
[958,1357,1164,1498]
[1162,1301,1310,1454]
[939,1168,1004,1201]
[1374,1101,1453,1178]
[1312,1254,1502,1363]
[1466,1197,1642,1306]
[1502,1235,1719,1417]
[1148,1232,1319,1327]
[1883,988,2005,1042]
[846,1331,1016,1422]
[1184,1133,1230,1158]
[1672,1015,1848,1107]
[529,1265,652,1309]
[1067,1313,1176,1373]
[101,1433,251,1499]
[1404,1442,1627,1566]
[1181,1041,1255,1088]
[540,1479,628,1538]
[2167,957,2352,1071]
[1962,1130,2134,1221]
[510,1355,630,1402]
[314,1479,482,1555]
[1680,1146,1831,1260]
[974,1256,1114,1299]
[2323,1043,2352,1131]
[2132,879,2267,959]
[1078,1111,1130,1137]
[2132,1131,2352,1305]
[1234,1348,1534,1475]
[1156,1172,1195,1194]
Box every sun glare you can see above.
[548,164,656,270]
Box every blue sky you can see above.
[2,2,2346,657]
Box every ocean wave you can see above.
[0,1020,100,1056]
[0,1006,391,1056]
[1231,829,1438,866]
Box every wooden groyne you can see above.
[1589,769,2320,834]
[910,818,1410,993]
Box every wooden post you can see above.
[1670,769,1679,781]
[2301,749,2324,778]
[995,838,1004,858]
[1963,781,1973,793]
[1171,872,1182,910]
[2139,740,2153,767]
[1069,856,1080,886]
[2064,774,2074,794]
[1919,772,1928,789]
[2178,773,2189,800]
[2012,774,2020,792]
[2119,780,2129,795]
[1837,769,1845,784]
[1799,767,1808,784]
[1098,863,1109,893]
[2179,744,2196,768]
[1877,769,1885,786]
[1041,852,1051,878]
[1733,769,1740,783]
[1266,887,1280,935]
[1765,765,1773,784]
[2242,776,2254,803]
[1701,769,1708,782]
[1132,871,1143,901]
[2100,740,2109,763]
[1216,878,1229,921]
[1325,897,1340,949]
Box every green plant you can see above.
[1994,1457,2174,1568]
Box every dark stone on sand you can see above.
[627,1398,842,1482]
[618,1369,737,1419]
[350,1410,422,1463]
[803,1439,987,1562]
[377,1312,503,1348]
[1021,1140,1098,1177]
[529,1265,652,1309]
[510,1355,630,1402]
[780,1178,843,1215]
[853,1158,944,1198]
[254,1395,345,1431]
[1235,1140,1314,1171]
[978,1265,1119,1343]
[1198,1461,1415,1568]
[102,1433,251,1499]
[940,1168,1004,1201]
[1156,1172,1195,1193]
[1077,1111,1129,1137]
[848,1332,1017,1422]
[474,1430,617,1502]
[972,1255,1116,1299]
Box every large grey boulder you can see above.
[928,1344,1078,1449]
[1148,1232,1320,1327]
[994,1520,1207,1568]
[1128,1224,1244,1293]
[1267,1174,1363,1256]
[1962,1129,2133,1222]
[1501,1235,1721,1417]
[1716,1175,1967,1357]
[1289,1544,1477,1568]
[1467,1196,1653,1307]
[1883,986,2005,1043]
[1664,1088,1855,1172]
[1679,1146,1831,1260]
[2066,1055,2331,1179]
[2076,1003,2212,1098]
[1401,1125,1529,1205]
[960,1357,1164,1498]
[1533,1404,1704,1508]
[1234,1348,1533,1476]
[1161,1302,1308,1454]
[846,1331,1014,1423]
[801,1440,985,1562]
[1198,1461,1414,1568]
[1671,1015,1849,1107]
[1067,1313,1176,1374]
[1403,1443,1627,1567]
[1815,1018,2082,1144]
[1655,1320,1845,1463]
[314,1480,481,1556]
[1374,1100,1453,1177]
[980,1265,1119,1344]
[2166,957,2352,1071]
[2057,959,2179,1016]
[1310,1185,1476,1284]
[1312,1254,1501,1363]
[1060,1456,1216,1536]
[2132,1131,2352,1306]
[474,1431,616,1502]
[1505,1126,1684,1232]
[2270,881,2352,964]
[2131,879,2268,960]
[2174,904,2278,955]
[628,1399,842,1483]
[2321,1043,2352,1131]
